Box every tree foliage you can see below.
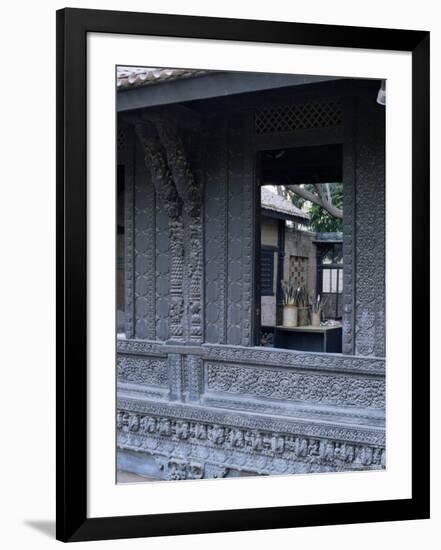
[290,183,343,232]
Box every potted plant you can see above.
[310,294,326,326]
[281,280,300,327]
[297,285,310,326]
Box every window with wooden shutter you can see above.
[261,248,275,296]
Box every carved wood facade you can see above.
[117,79,386,480]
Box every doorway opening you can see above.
[256,144,343,353]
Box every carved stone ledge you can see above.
[117,340,385,377]
[202,395,384,427]
[203,344,385,375]
[117,339,167,357]
[117,383,169,401]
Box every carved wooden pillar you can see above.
[135,123,185,342]
[155,118,203,344]
[136,118,203,346]
[353,97,385,357]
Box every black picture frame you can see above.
[56,7,430,542]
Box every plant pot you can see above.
[283,305,298,327]
[311,311,321,327]
[297,307,310,327]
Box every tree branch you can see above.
[287,184,343,219]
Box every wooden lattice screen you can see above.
[255,100,342,135]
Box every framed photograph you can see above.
[56,8,430,542]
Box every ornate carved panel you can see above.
[168,353,184,401]
[117,355,168,387]
[186,355,204,402]
[205,362,384,409]
[354,99,386,357]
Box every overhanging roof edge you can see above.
[117,71,343,112]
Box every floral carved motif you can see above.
[205,363,384,409]
[117,355,168,387]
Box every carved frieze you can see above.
[117,397,385,447]
[117,408,385,476]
